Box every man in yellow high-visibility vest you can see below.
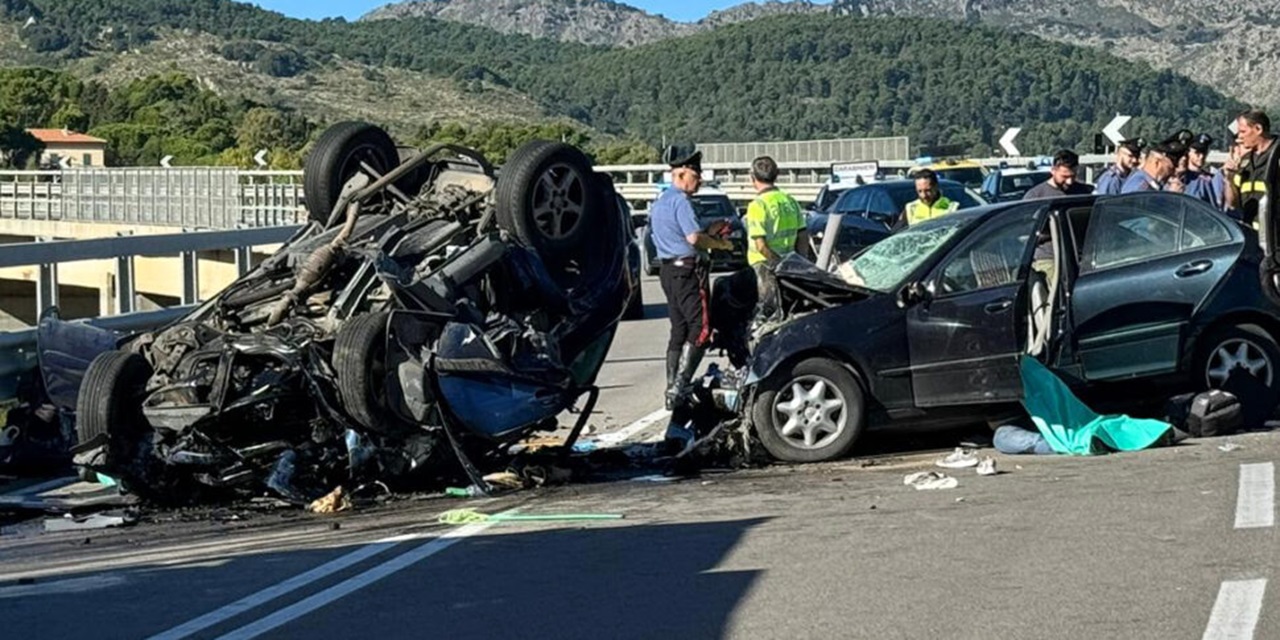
[902,169,959,227]
[744,155,809,317]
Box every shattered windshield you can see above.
[836,215,973,292]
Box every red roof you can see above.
[26,129,107,145]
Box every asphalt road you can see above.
[2,273,1278,639]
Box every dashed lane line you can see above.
[1202,579,1267,640]
[1234,463,1275,530]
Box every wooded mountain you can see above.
[0,0,1249,164]
[367,0,1280,109]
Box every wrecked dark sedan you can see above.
[742,191,1280,462]
[68,122,636,503]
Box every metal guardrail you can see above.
[6,224,303,324]
[0,225,304,400]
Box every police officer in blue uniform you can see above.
[651,145,733,411]
[1121,141,1182,193]
[1095,138,1144,195]
[1175,133,1225,208]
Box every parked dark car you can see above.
[642,189,748,275]
[806,179,985,262]
[980,168,1052,203]
[744,191,1280,462]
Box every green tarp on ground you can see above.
[1020,356,1171,456]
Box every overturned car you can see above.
[70,122,636,503]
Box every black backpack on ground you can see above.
[1166,390,1243,438]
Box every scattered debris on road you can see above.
[43,511,137,532]
[903,471,958,491]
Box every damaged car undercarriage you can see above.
[64,122,637,505]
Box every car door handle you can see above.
[984,299,1013,314]
[1174,260,1213,278]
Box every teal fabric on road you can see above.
[1019,356,1171,455]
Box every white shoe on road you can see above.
[936,447,979,469]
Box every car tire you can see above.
[334,312,412,434]
[303,121,399,227]
[752,357,865,463]
[1196,324,1280,393]
[75,351,152,458]
[495,141,599,257]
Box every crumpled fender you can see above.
[745,313,864,389]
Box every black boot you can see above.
[665,350,681,392]
[665,343,706,410]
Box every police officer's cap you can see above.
[1190,133,1213,154]
[1119,138,1145,154]
[662,144,702,173]
[1151,140,1186,162]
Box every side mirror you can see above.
[897,281,931,308]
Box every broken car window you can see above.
[836,215,972,292]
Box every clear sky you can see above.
[249,0,798,24]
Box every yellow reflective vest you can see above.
[904,196,959,226]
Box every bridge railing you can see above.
[0,152,1231,229]
[0,225,305,400]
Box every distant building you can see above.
[27,129,108,168]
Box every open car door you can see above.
[906,203,1049,406]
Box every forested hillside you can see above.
[0,0,1249,166]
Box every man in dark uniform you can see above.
[650,144,733,411]
[1223,110,1280,304]
[1224,110,1279,229]
[1023,150,1092,199]
[1094,138,1144,195]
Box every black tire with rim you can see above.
[495,141,599,257]
[1196,324,1280,392]
[303,122,399,227]
[334,312,413,434]
[75,351,152,460]
[752,357,865,463]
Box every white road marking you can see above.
[1234,463,1274,529]
[147,531,434,640]
[0,475,77,499]
[1203,579,1267,640]
[214,520,498,640]
[0,574,127,599]
[597,408,671,445]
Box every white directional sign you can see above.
[254,149,269,167]
[57,155,71,169]
[160,155,174,168]
[1103,115,1131,145]
[999,127,1021,157]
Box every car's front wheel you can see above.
[752,357,865,463]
